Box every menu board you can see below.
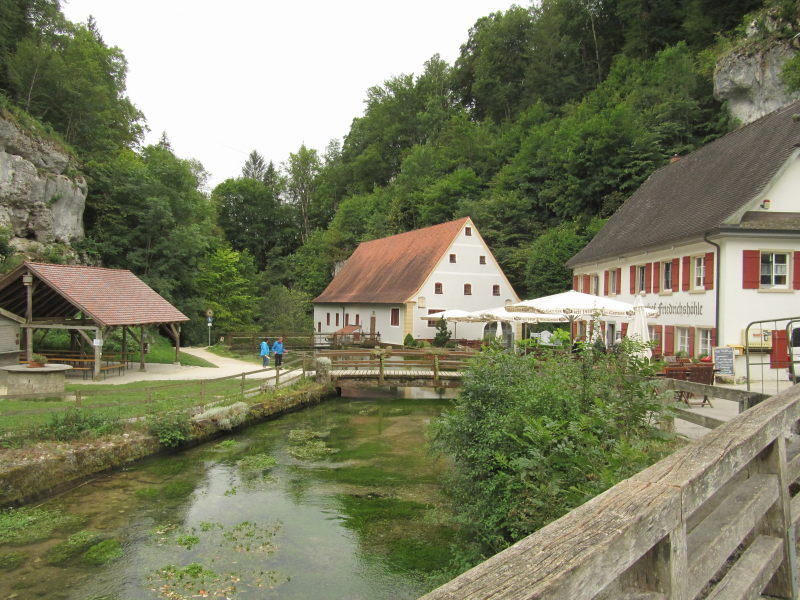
[713,347,735,375]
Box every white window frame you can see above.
[609,270,618,295]
[760,251,790,289]
[590,274,600,296]
[693,256,706,290]
[677,327,690,354]
[637,265,647,293]
[698,328,712,356]
[661,261,673,292]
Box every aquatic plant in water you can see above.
[146,520,284,598]
[83,539,123,565]
[287,429,339,460]
[236,453,277,472]
[0,507,84,545]
[45,530,102,564]
[0,551,25,569]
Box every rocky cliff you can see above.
[0,113,86,258]
[714,11,800,125]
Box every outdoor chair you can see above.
[686,363,715,407]
[663,365,691,405]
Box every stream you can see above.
[0,388,458,599]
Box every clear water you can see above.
[1,389,457,599]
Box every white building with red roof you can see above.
[313,217,519,346]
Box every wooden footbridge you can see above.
[315,349,473,389]
[421,381,800,600]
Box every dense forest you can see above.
[1,0,798,344]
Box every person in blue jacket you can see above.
[259,338,270,368]
[272,337,284,368]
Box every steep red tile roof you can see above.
[0,262,189,326]
[314,218,470,304]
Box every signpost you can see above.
[206,309,214,347]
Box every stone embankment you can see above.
[0,382,333,506]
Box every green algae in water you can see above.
[338,495,425,531]
[216,439,238,448]
[0,550,26,569]
[388,537,452,572]
[287,428,339,460]
[142,457,190,476]
[335,439,392,460]
[162,480,196,499]
[313,465,402,486]
[0,506,84,545]
[237,453,277,471]
[45,530,102,564]
[83,539,122,565]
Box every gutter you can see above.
[703,232,721,342]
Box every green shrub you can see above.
[403,333,417,347]
[148,411,192,447]
[39,409,121,441]
[432,319,451,347]
[430,346,677,560]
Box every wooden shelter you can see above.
[0,262,189,379]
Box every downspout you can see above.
[703,232,721,342]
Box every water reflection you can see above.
[0,390,456,600]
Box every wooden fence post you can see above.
[275,367,280,386]
[433,355,440,384]
[240,373,245,395]
[200,380,206,402]
[378,353,385,385]
[755,436,799,598]
[75,390,82,407]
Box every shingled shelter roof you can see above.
[0,262,189,327]
[568,100,800,268]
[314,218,470,304]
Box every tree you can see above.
[242,149,268,181]
[196,247,258,333]
[284,144,321,243]
[213,177,296,269]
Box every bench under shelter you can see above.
[0,262,189,380]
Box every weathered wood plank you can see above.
[673,407,726,430]
[704,535,783,600]
[686,473,778,600]
[658,379,770,405]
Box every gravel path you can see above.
[78,346,289,385]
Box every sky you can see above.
[61,0,520,189]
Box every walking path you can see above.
[78,347,299,385]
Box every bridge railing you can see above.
[318,349,473,385]
[421,383,800,600]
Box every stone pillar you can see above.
[315,357,331,385]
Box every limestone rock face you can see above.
[714,40,800,125]
[0,114,86,250]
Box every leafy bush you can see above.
[430,346,676,560]
[403,333,418,347]
[148,411,192,447]
[432,319,451,347]
[39,409,121,441]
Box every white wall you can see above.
[409,221,518,341]
[753,154,800,212]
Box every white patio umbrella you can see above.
[626,295,652,359]
[507,291,655,342]
[421,308,486,338]
[471,306,568,324]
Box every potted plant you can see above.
[674,350,690,363]
[28,353,48,368]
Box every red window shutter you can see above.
[794,252,800,290]
[672,258,680,290]
[630,266,636,294]
[644,263,652,293]
[603,271,609,296]
[616,268,622,294]
[705,252,714,290]
[682,256,690,290]
[771,330,790,368]
[621,322,628,336]
[688,327,695,357]
[653,262,660,294]
[711,328,717,347]
[571,321,578,339]
[583,274,590,293]
[573,275,578,291]
[742,250,760,289]
[664,326,675,356]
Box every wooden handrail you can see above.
[421,384,800,600]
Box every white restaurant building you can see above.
[313,217,519,346]
[566,101,800,377]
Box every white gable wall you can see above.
[409,220,519,341]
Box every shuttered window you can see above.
[390,308,400,327]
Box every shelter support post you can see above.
[122,326,128,367]
[139,326,146,372]
[92,327,103,381]
[24,271,33,361]
[167,323,181,365]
